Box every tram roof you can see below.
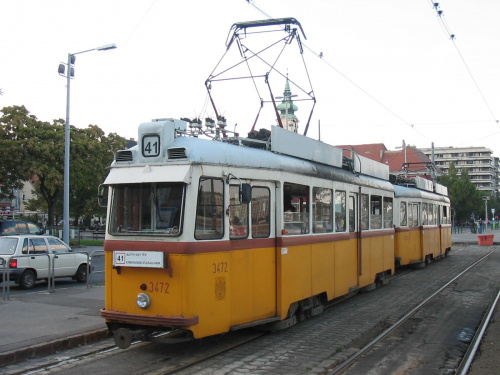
[393,184,450,203]
[107,125,393,191]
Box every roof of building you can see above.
[336,143,387,163]
[335,143,436,175]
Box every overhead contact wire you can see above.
[428,0,499,128]
[245,0,431,142]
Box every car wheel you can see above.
[20,269,36,289]
[76,264,88,283]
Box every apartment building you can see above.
[420,146,499,195]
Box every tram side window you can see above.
[422,203,428,225]
[428,203,434,225]
[443,206,449,224]
[229,185,248,239]
[409,203,419,227]
[283,183,309,235]
[251,187,270,238]
[195,178,224,240]
[383,197,393,228]
[313,187,333,233]
[361,194,369,230]
[400,202,407,226]
[349,195,356,232]
[335,191,346,232]
[370,195,382,229]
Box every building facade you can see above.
[420,146,499,195]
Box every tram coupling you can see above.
[112,327,194,349]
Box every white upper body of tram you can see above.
[103,118,397,243]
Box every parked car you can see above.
[0,234,89,289]
[0,220,44,236]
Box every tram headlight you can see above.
[136,293,151,309]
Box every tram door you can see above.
[229,183,277,323]
[349,193,361,279]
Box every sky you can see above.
[1,0,499,156]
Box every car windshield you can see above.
[0,238,18,255]
[109,182,185,236]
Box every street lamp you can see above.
[58,43,116,244]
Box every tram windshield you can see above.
[109,183,184,236]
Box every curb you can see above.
[0,328,111,367]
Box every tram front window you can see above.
[109,183,184,236]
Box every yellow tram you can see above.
[98,17,451,348]
[100,120,404,347]
[393,180,451,267]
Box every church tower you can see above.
[277,76,299,133]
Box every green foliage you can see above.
[0,105,126,225]
[437,162,483,222]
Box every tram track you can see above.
[456,289,500,375]
[327,248,498,375]
[13,329,265,375]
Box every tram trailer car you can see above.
[99,118,448,348]
[393,182,451,268]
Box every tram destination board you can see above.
[113,250,164,268]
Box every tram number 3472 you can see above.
[147,282,170,294]
[213,262,228,274]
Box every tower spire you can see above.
[277,75,299,132]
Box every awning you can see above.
[104,165,191,185]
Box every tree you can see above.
[69,125,126,225]
[0,105,126,226]
[437,162,482,223]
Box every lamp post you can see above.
[58,44,116,244]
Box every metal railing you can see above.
[1,249,103,301]
[75,249,105,288]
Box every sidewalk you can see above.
[0,245,109,368]
[0,285,109,367]
[451,227,500,245]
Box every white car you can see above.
[0,234,90,289]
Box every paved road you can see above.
[1,246,104,296]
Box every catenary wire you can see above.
[427,1,499,128]
[245,0,432,142]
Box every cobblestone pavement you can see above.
[178,245,498,375]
